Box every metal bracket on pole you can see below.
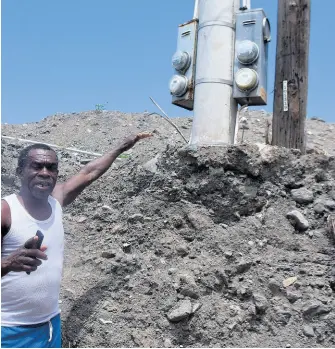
[198,21,235,31]
[195,78,233,86]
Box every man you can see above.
[1,133,151,348]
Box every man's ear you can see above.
[16,167,22,177]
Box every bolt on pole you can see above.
[190,0,239,145]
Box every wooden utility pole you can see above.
[272,0,310,152]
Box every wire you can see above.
[234,104,249,144]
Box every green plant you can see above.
[95,104,105,112]
[95,102,109,113]
[117,153,130,159]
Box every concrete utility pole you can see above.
[272,0,310,152]
[190,0,240,145]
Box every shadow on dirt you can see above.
[62,278,115,347]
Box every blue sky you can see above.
[2,0,334,124]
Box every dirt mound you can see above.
[1,111,335,347]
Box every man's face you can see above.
[18,149,59,200]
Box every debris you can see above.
[287,210,309,231]
[283,276,298,288]
[122,243,131,253]
[324,200,335,210]
[76,216,88,223]
[128,213,144,223]
[291,188,314,204]
[80,158,93,165]
[101,251,116,259]
[111,224,128,235]
[303,325,315,337]
[167,300,192,322]
[302,301,331,319]
[186,209,214,230]
[274,306,292,325]
[286,288,302,303]
[236,259,252,274]
[142,155,160,173]
[176,245,189,257]
[191,303,202,314]
[253,292,269,313]
[2,110,335,348]
[314,203,326,214]
[99,318,113,325]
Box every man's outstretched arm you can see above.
[52,133,152,207]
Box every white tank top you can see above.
[1,194,64,326]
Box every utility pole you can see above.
[272,0,311,152]
[190,0,240,145]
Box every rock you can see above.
[224,250,233,258]
[274,306,292,325]
[131,329,157,347]
[128,213,144,223]
[325,200,335,210]
[111,224,128,235]
[179,286,199,299]
[77,216,88,223]
[314,202,326,214]
[168,268,177,275]
[163,338,173,348]
[283,276,297,288]
[122,243,131,253]
[178,273,199,299]
[176,245,189,257]
[171,215,184,228]
[185,209,214,230]
[237,285,252,299]
[215,269,229,287]
[102,205,113,211]
[142,155,160,173]
[315,170,332,182]
[303,325,315,337]
[63,288,76,299]
[228,321,238,331]
[268,279,282,296]
[191,302,202,314]
[101,251,116,259]
[236,259,252,274]
[286,288,302,303]
[302,301,331,319]
[291,188,314,204]
[287,210,309,231]
[80,158,93,165]
[167,300,192,322]
[253,292,269,313]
